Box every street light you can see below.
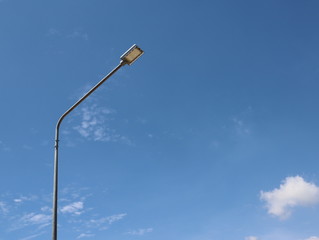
[51,44,144,240]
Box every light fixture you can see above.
[120,44,144,65]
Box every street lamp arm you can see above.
[52,60,125,240]
[56,60,126,132]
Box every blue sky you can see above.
[1,0,319,239]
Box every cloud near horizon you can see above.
[245,236,258,240]
[260,176,319,219]
[305,237,319,240]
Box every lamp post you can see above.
[51,44,144,240]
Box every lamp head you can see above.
[120,44,144,65]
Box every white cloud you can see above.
[127,228,153,236]
[40,206,51,212]
[13,195,38,203]
[233,117,251,136]
[60,186,93,202]
[2,188,127,237]
[21,213,51,225]
[305,237,319,240]
[67,29,89,41]
[87,213,127,230]
[260,176,319,219]
[1,193,52,233]
[73,104,131,144]
[77,233,95,239]
[106,213,127,224]
[47,28,88,41]
[0,201,9,214]
[61,201,84,215]
[19,232,45,240]
[245,236,258,240]
[8,211,51,232]
[74,104,111,141]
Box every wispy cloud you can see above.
[46,28,88,41]
[245,236,258,240]
[77,233,95,239]
[40,206,51,212]
[60,186,92,201]
[232,117,251,136]
[0,192,52,234]
[73,103,131,144]
[127,228,153,236]
[20,213,51,225]
[13,195,38,203]
[74,104,112,141]
[67,29,89,41]
[86,213,127,230]
[305,237,319,240]
[19,231,46,240]
[0,201,9,214]
[8,212,51,231]
[61,201,84,215]
[1,188,126,238]
[106,213,127,224]
[260,176,319,219]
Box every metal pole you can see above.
[52,61,125,240]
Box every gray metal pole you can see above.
[52,61,125,240]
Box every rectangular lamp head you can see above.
[120,44,144,65]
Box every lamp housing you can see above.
[120,44,144,65]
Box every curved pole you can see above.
[52,61,126,240]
